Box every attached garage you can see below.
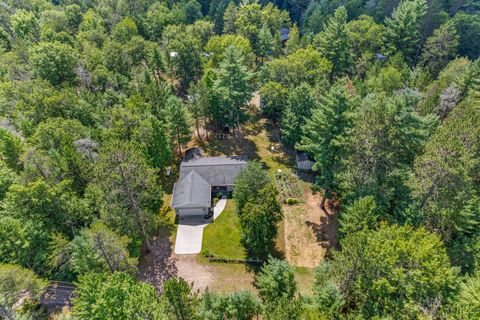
[176,207,208,216]
[171,170,211,217]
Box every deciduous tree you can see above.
[93,141,162,252]
[29,41,78,86]
[322,224,458,319]
[73,272,165,320]
[233,161,271,214]
[69,222,137,275]
[0,264,46,320]
[240,184,282,257]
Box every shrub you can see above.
[286,198,298,205]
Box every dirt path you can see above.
[174,255,215,291]
[283,183,338,268]
[139,234,255,293]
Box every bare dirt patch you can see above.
[282,183,338,268]
[176,256,256,293]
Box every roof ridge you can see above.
[187,170,210,205]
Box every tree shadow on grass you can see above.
[203,132,261,162]
[305,212,338,257]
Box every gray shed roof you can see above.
[172,170,211,208]
[180,156,248,186]
[296,152,315,170]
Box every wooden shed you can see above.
[296,152,315,171]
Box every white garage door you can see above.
[178,207,206,216]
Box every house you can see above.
[296,152,315,171]
[171,155,248,217]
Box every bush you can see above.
[286,198,298,205]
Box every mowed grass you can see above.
[202,200,247,259]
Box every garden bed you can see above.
[274,171,303,204]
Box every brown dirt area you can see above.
[282,182,338,268]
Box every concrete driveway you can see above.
[174,198,227,254]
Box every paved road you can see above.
[174,198,227,254]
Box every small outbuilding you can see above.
[296,152,315,171]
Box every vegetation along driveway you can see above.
[174,198,227,254]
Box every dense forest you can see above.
[0,0,479,319]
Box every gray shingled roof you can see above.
[172,170,211,208]
[179,156,248,186]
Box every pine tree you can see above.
[298,82,355,210]
[213,46,253,131]
[455,58,480,99]
[341,92,435,216]
[420,21,459,77]
[223,2,238,34]
[257,24,274,61]
[281,83,315,148]
[339,195,378,237]
[0,128,23,172]
[383,0,428,64]
[409,94,480,270]
[285,24,300,54]
[313,6,352,78]
[165,97,192,157]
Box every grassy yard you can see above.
[202,200,246,259]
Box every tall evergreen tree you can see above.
[420,20,459,77]
[165,97,192,157]
[298,81,355,210]
[313,6,352,78]
[409,94,480,271]
[257,24,274,61]
[383,0,428,64]
[0,128,22,172]
[340,92,435,217]
[162,278,197,320]
[281,83,316,148]
[213,45,253,131]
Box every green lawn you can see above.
[202,200,246,259]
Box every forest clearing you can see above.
[0,0,479,319]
